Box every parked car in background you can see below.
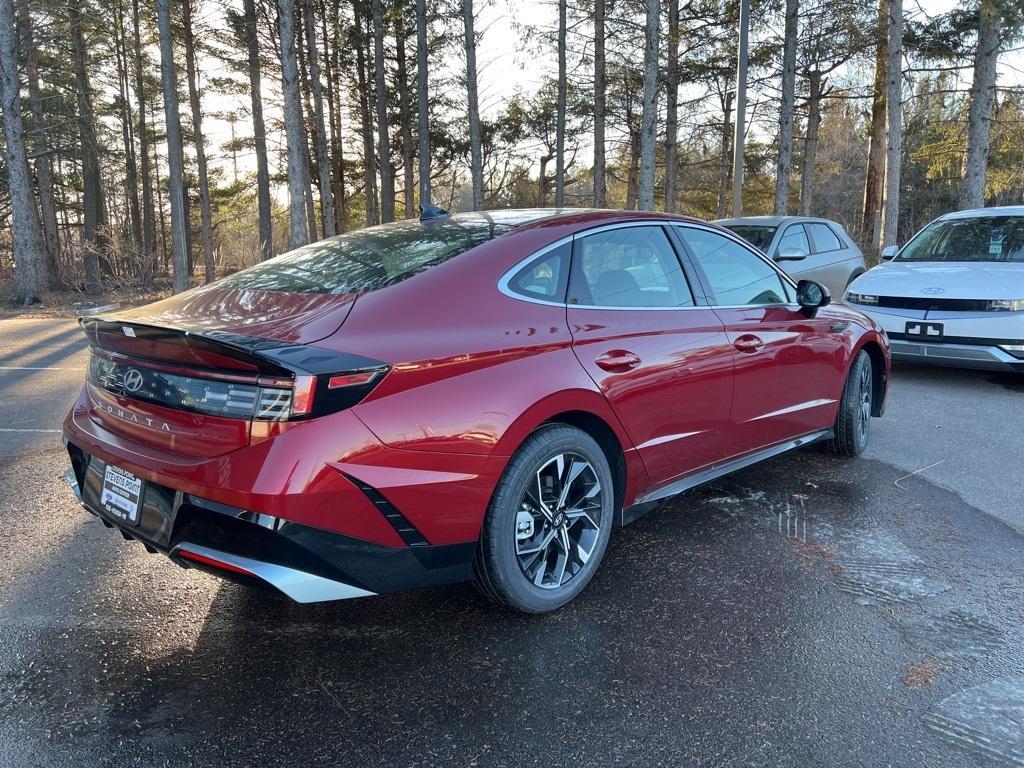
[63,208,889,614]
[845,206,1024,372]
[715,216,867,298]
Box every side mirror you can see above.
[775,246,808,262]
[881,245,898,261]
[796,279,831,317]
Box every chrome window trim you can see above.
[497,219,802,312]
[497,220,695,311]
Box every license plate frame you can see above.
[99,463,144,525]
[905,321,944,339]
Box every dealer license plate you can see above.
[99,464,143,524]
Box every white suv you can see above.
[845,206,1024,371]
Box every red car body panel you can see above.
[62,209,890,601]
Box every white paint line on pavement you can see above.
[0,428,62,433]
[0,366,86,371]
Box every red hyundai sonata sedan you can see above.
[63,208,889,612]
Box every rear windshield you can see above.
[899,216,1024,263]
[722,225,777,252]
[217,217,513,294]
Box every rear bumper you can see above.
[64,442,475,601]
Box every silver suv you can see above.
[845,206,1024,372]
[715,216,867,298]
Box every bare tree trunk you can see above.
[637,0,659,211]
[774,0,798,215]
[114,0,142,262]
[131,0,157,278]
[538,154,552,206]
[960,0,1001,209]
[294,13,317,241]
[799,71,822,216]
[881,0,903,248]
[155,0,189,292]
[717,91,733,218]
[182,0,215,282]
[371,0,395,222]
[463,0,484,210]
[355,5,378,226]
[243,0,273,259]
[69,0,105,293]
[593,0,606,207]
[416,0,431,208]
[1,0,47,301]
[278,0,310,247]
[322,0,346,229]
[20,6,59,285]
[861,0,887,247]
[555,0,567,207]
[302,0,335,236]
[732,0,750,215]
[626,116,639,210]
[395,29,415,218]
[664,0,679,213]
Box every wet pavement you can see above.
[1,318,1023,767]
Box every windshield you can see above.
[722,225,777,252]
[216,216,513,294]
[898,216,1024,263]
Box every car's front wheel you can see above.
[830,349,873,457]
[474,425,614,613]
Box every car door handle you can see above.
[595,350,641,372]
[733,334,764,354]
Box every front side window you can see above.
[808,223,843,253]
[678,228,790,306]
[216,216,513,294]
[569,226,695,308]
[777,225,810,256]
[898,216,1024,263]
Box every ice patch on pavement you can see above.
[924,676,1024,766]
[822,528,950,606]
[902,610,1006,659]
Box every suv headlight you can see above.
[846,292,879,305]
[986,299,1024,311]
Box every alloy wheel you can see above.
[514,453,604,590]
[857,360,872,442]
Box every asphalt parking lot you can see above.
[2,317,1023,767]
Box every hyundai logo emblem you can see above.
[920,287,945,295]
[122,368,145,393]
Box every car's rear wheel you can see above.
[474,425,614,613]
[830,349,873,457]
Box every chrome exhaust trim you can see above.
[171,542,376,604]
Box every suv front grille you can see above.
[875,296,989,312]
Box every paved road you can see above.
[1,318,1023,767]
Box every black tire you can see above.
[473,424,615,613]
[829,349,873,457]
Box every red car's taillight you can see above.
[88,351,388,422]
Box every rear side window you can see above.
[569,226,695,308]
[777,224,810,255]
[808,223,843,253]
[507,242,570,302]
[678,228,791,306]
[723,225,777,252]
[216,217,512,294]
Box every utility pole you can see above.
[731,0,750,217]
